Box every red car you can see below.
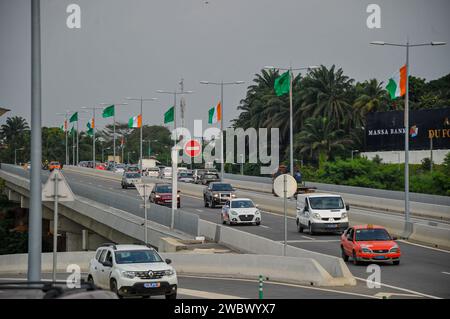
[149,183,180,208]
[341,224,401,265]
[96,164,107,170]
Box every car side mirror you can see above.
[255,204,259,208]
[165,258,172,265]
[178,190,181,193]
[392,236,398,241]
[103,261,112,268]
[304,207,309,212]
[232,188,236,192]
[346,204,350,211]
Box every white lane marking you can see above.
[196,209,204,213]
[374,292,423,298]
[442,272,450,275]
[301,235,315,240]
[261,210,296,220]
[397,240,450,254]
[279,239,340,243]
[177,288,245,299]
[259,225,270,229]
[179,275,377,299]
[354,277,442,299]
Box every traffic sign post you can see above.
[42,170,75,282]
[273,174,297,256]
[184,139,201,158]
[135,183,154,245]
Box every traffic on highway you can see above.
[0,1,449,315]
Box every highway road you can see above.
[3,166,450,299]
[0,273,422,299]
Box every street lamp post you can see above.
[125,97,158,172]
[264,66,319,176]
[200,80,245,180]
[370,40,446,233]
[56,111,72,166]
[81,106,103,168]
[101,103,128,169]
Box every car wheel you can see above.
[110,279,121,298]
[309,223,315,235]
[165,292,177,300]
[393,260,400,265]
[297,220,304,233]
[87,275,94,286]
[204,196,209,207]
[352,251,360,265]
[341,247,349,262]
[256,221,261,226]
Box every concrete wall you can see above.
[0,252,339,287]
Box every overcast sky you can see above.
[1,0,449,132]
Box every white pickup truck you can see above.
[296,193,349,234]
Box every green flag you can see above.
[274,71,291,96]
[69,112,78,123]
[102,105,115,118]
[164,106,175,124]
[70,126,75,136]
[86,122,93,137]
[60,125,64,132]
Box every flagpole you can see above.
[65,117,68,166]
[289,68,294,176]
[220,81,224,180]
[93,111,96,167]
[113,112,116,167]
[76,119,79,165]
[140,97,143,169]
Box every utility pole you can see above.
[29,0,43,282]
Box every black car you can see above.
[198,171,220,185]
[203,182,236,208]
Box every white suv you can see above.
[87,244,178,299]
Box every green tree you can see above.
[0,116,30,163]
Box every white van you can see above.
[296,193,349,234]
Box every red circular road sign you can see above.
[184,139,201,157]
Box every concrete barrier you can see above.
[410,224,450,250]
[0,252,337,286]
[196,220,355,286]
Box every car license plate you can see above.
[144,283,160,288]
[327,224,337,228]
[374,256,387,260]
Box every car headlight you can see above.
[121,271,136,279]
[389,245,399,253]
[214,194,219,197]
[155,195,161,198]
[341,212,348,219]
[230,210,238,216]
[361,247,372,253]
[164,269,175,276]
[312,213,321,220]
[231,194,236,198]
[255,210,261,215]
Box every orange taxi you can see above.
[341,224,401,265]
[48,161,62,172]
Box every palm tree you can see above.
[353,79,388,125]
[0,116,30,163]
[294,117,353,166]
[300,65,354,129]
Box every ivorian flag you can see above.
[69,112,78,123]
[102,105,115,118]
[274,71,291,96]
[60,120,68,132]
[86,119,94,136]
[386,65,407,100]
[128,114,142,128]
[208,102,222,124]
[164,106,175,124]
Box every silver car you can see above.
[121,172,142,189]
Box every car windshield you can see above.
[355,229,391,241]
[50,162,60,165]
[180,173,193,177]
[231,200,254,208]
[126,173,141,178]
[211,183,233,191]
[114,250,163,264]
[155,185,172,193]
[309,197,344,210]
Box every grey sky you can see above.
[1,0,449,132]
